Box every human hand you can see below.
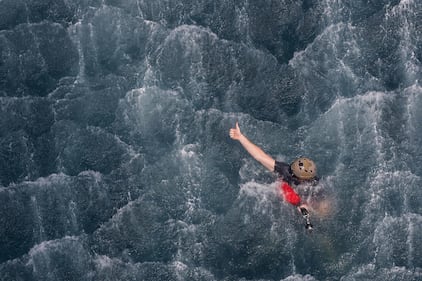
[229,122,243,140]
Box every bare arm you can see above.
[229,122,275,172]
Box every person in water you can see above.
[229,122,320,229]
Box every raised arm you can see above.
[229,122,275,172]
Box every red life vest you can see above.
[280,181,301,206]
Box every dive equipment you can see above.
[300,207,313,230]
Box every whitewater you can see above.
[0,0,421,280]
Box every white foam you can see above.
[239,181,278,200]
[94,254,115,269]
[280,273,318,281]
[27,235,82,259]
[0,171,68,192]
[372,213,422,268]
[386,0,420,84]
[179,143,199,159]
[344,263,422,280]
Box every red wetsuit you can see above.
[280,181,301,206]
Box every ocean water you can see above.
[0,0,421,280]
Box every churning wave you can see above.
[0,0,421,280]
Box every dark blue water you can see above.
[1,0,421,280]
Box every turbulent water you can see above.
[0,0,421,280]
